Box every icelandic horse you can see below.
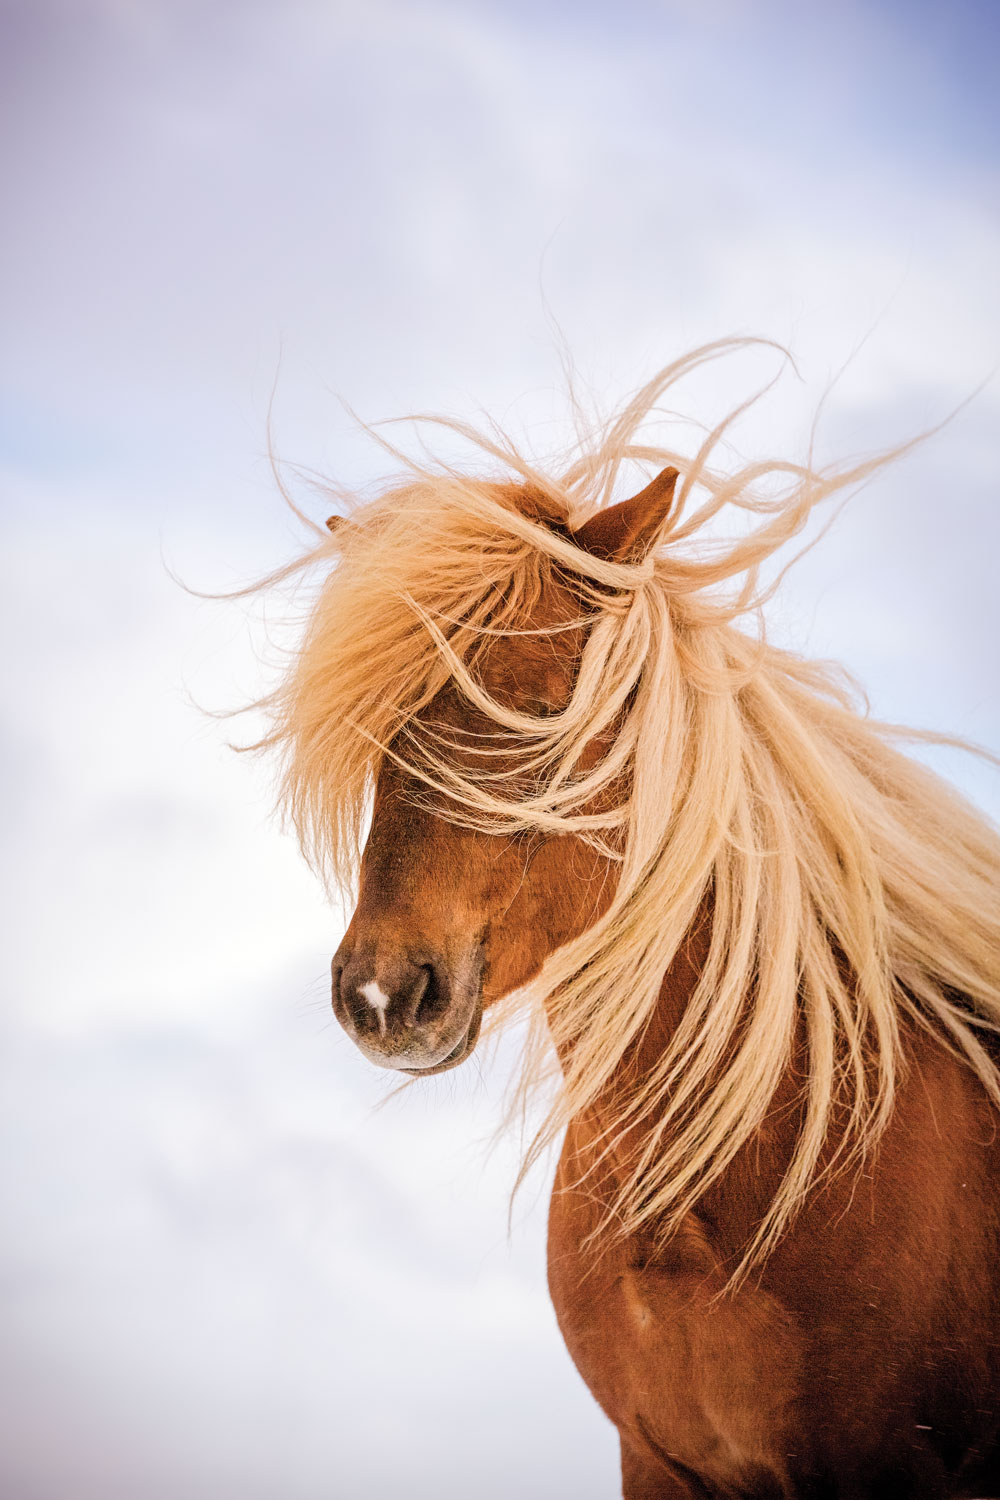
[257,346,1000,1498]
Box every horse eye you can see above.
[528,698,560,720]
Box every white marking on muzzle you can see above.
[360,980,391,1035]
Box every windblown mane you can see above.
[255,340,1000,1273]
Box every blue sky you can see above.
[1,2,998,1496]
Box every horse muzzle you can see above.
[331,940,484,1074]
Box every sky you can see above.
[1,1,998,1497]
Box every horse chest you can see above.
[548,1173,804,1496]
[547,1078,1000,1498]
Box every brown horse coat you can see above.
[548,933,1000,1497]
[273,398,1000,1497]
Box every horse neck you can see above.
[631,897,714,1075]
[575,892,806,1255]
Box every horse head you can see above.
[329,468,679,1075]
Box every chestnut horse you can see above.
[261,350,1000,1497]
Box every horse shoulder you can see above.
[548,1030,1000,1496]
[547,1117,805,1495]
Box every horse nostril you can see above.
[403,964,430,1024]
[410,963,447,1027]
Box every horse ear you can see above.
[325,514,344,534]
[572,467,679,564]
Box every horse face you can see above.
[330,569,608,1075]
[329,467,678,1074]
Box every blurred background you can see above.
[1,1,998,1496]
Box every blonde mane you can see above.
[257,341,1000,1274]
